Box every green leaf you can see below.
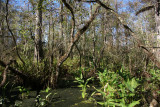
[125,78,139,92]
[45,87,51,93]
[128,93,135,97]
[131,78,139,89]
[82,92,87,98]
[128,100,140,107]
[46,93,52,99]
[78,84,83,88]
[97,102,104,106]
[90,91,96,97]
[119,102,127,107]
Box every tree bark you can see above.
[90,3,97,71]
[115,0,119,51]
[55,4,101,86]
[58,2,64,58]
[95,0,160,69]
[0,60,28,80]
[0,65,8,87]
[50,13,55,86]
[155,0,160,61]
[34,0,44,63]
[6,0,25,65]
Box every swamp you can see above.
[0,0,160,107]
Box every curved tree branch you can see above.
[0,66,8,87]
[6,0,25,65]
[55,5,101,85]
[0,60,28,79]
[95,0,160,69]
[136,5,154,16]
[0,60,27,87]
[95,0,115,11]
[77,0,96,3]
[57,5,100,67]
[61,0,75,37]
[61,0,81,67]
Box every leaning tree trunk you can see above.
[34,0,44,63]
[155,0,160,61]
[54,1,101,87]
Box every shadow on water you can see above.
[48,88,96,107]
[0,80,100,107]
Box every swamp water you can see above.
[0,87,100,107]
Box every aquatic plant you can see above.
[90,68,140,107]
[16,86,30,99]
[74,68,94,99]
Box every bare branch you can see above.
[0,60,27,79]
[57,5,100,67]
[136,5,154,16]
[95,0,115,11]
[6,0,25,65]
[77,0,96,2]
[95,0,160,69]
[61,0,75,38]
[55,5,101,85]
[0,66,8,87]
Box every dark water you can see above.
[48,88,96,107]
[0,87,99,107]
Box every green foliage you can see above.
[0,82,9,105]
[123,78,139,92]
[16,86,30,99]
[74,68,94,99]
[149,69,160,84]
[43,87,51,93]
[89,68,141,107]
[16,57,53,87]
[63,57,79,74]
[36,87,56,107]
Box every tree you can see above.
[136,0,160,61]
[34,0,44,63]
[54,0,101,87]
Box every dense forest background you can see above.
[0,0,160,107]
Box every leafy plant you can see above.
[0,82,9,105]
[16,86,30,99]
[118,78,140,107]
[74,68,94,99]
[90,68,140,107]
[36,87,56,107]
[41,87,51,93]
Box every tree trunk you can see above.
[55,5,101,87]
[50,13,55,87]
[155,0,160,61]
[115,0,119,51]
[90,3,97,71]
[34,0,44,63]
[59,2,64,58]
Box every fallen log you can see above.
[0,60,28,81]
